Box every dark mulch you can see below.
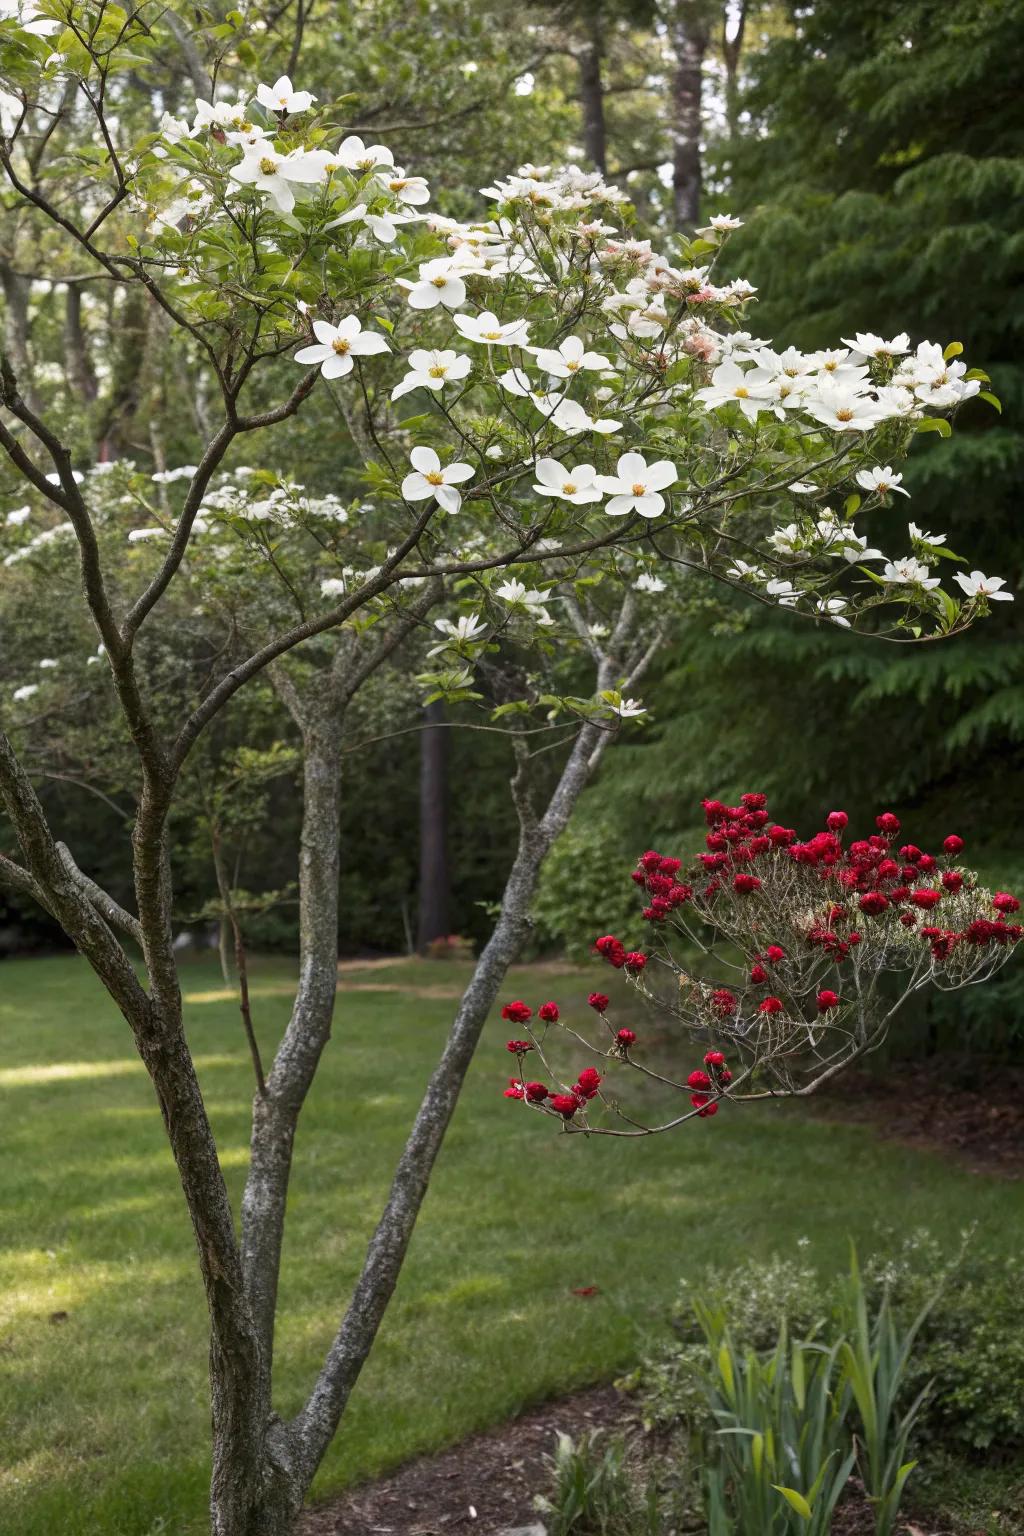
[811,1059,1024,1177]
[299,1386,626,1535]
[299,1386,977,1536]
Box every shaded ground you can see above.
[300,1386,623,1535]
[813,1059,1024,1177]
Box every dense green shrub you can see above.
[634,1232,1024,1460]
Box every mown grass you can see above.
[2,952,1023,1535]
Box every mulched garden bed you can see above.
[299,1385,623,1535]
[300,1384,973,1536]
[811,1058,1024,1176]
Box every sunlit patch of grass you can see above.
[1,951,1023,1534]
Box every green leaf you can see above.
[773,1485,812,1520]
[942,341,963,360]
[915,416,951,438]
[978,391,1002,414]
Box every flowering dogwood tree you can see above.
[0,7,1014,1533]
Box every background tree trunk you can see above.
[417,700,450,950]
[668,0,711,229]
[577,6,608,174]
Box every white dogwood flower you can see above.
[805,381,887,432]
[293,317,390,379]
[230,143,331,213]
[335,135,394,172]
[695,360,773,422]
[532,458,603,504]
[882,558,941,590]
[610,695,646,718]
[596,452,677,517]
[856,465,909,497]
[256,76,316,115]
[453,310,531,346]
[494,580,554,624]
[908,522,946,546]
[432,614,487,644]
[531,335,609,377]
[377,169,430,205]
[842,331,910,362]
[395,259,467,311]
[12,684,39,701]
[634,573,666,593]
[954,571,1013,602]
[402,447,475,512]
[391,349,471,401]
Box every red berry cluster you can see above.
[594,935,648,972]
[687,1049,732,1116]
[631,797,1022,964]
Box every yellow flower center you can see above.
[389,179,409,191]
[562,482,577,495]
[836,408,854,421]
[631,482,647,496]
[425,471,445,485]
[332,339,350,355]
[876,481,890,492]
[428,365,448,378]
[733,386,749,398]
[324,162,338,174]
[483,330,503,340]
[566,360,580,371]
[824,359,838,371]
[259,158,278,175]
[432,277,449,288]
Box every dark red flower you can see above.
[704,1049,726,1067]
[711,989,736,1016]
[698,1101,719,1118]
[538,1001,560,1023]
[525,1081,549,1102]
[549,1093,580,1117]
[826,811,849,832]
[765,944,787,964]
[690,1091,710,1108]
[504,1078,525,1100]
[616,1027,636,1048]
[943,834,965,855]
[719,1068,733,1085]
[588,992,610,1013]
[501,1000,532,1023]
[994,892,1021,914]
[733,873,762,895]
[817,989,840,1011]
[687,1069,711,1090]
[941,871,964,894]
[741,792,768,809]
[624,951,648,972]
[506,1039,533,1054]
[876,812,901,835]
[759,996,784,1015]
[859,891,889,916]
[750,963,768,984]
[911,888,941,910]
[575,1067,602,1098]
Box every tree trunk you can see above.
[669,1,710,230]
[577,8,607,174]
[241,714,344,1361]
[417,700,450,950]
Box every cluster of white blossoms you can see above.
[11,73,995,713]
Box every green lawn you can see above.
[2,952,1023,1536]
